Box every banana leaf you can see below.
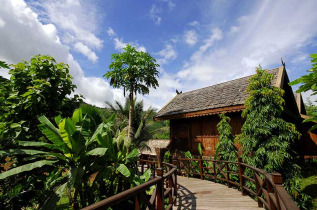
[86,148,108,156]
[117,164,130,177]
[0,160,58,179]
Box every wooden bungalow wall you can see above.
[170,112,317,157]
[170,112,243,156]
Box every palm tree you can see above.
[104,45,159,144]
[106,98,156,148]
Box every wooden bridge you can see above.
[83,149,299,210]
[175,176,259,209]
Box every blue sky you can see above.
[0,0,317,109]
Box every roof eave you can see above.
[155,104,245,121]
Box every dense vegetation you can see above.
[0,56,83,208]
[1,51,316,209]
[0,55,161,209]
[214,113,237,163]
[237,66,312,209]
[181,66,315,209]
[290,53,317,208]
[290,53,317,131]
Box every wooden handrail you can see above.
[83,150,177,210]
[83,153,298,210]
[175,156,299,210]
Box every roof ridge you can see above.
[181,67,280,95]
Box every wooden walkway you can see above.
[174,176,260,210]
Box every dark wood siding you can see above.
[170,111,316,157]
[171,112,243,156]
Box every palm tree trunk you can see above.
[128,91,134,144]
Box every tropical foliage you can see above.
[0,55,82,142]
[106,98,169,148]
[0,55,83,208]
[237,66,312,209]
[0,108,150,209]
[290,53,317,131]
[104,45,159,143]
[305,98,317,117]
[214,113,237,163]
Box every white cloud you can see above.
[0,17,6,27]
[0,0,120,107]
[108,28,146,52]
[138,70,182,109]
[229,26,239,33]
[30,0,103,62]
[149,1,175,25]
[107,27,116,37]
[149,5,162,25]
[156,44,177,65]
[301,90,317,105]
[188,21,199,27]
[74,42,98,63]
[176,0,317,96]
[159,0,175,10]
[113,38,126,51]
[184,30,198,46]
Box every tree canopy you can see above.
[0,55,82,141]
[290,53,317,131]
[104,45,159,96]
[237,66,313,208]
[238,66,300,172]
[104,45,159,142]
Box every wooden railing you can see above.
[175,156,299,210]
[83,151,299,210]
[82,150,177,210]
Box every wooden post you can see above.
[213,160,216,180]
[272,172,283,210]
[174,173,177,206]
[134,194,140,210]
[238,157,246,195]
[226,162,230,188]
[169,176,173,207]
[156,168,164,210]
[140,156,144,174]
[173,158,178,174]
[266,179,275,210]
[172,158,178,206]
[155,148,167,168]
[199,155,204,180]
[253,171,263,208]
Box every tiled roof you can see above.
[155,68,280,119]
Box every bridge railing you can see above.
[82,149,177,210]
[176,156,299,210]
[83,150,299,210]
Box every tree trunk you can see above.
[72,188,79,210]
[128,91,134,144]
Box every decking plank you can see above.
[174,176,261,210]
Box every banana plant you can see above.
[0,108,146,209]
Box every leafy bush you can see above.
[215,113,237,163]
[0,55,82,142]
[290,53,317,131]
[237,66,312,209]
[0,108,150,209]
[0,55,83,208]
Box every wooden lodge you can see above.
[154,66,317,157]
